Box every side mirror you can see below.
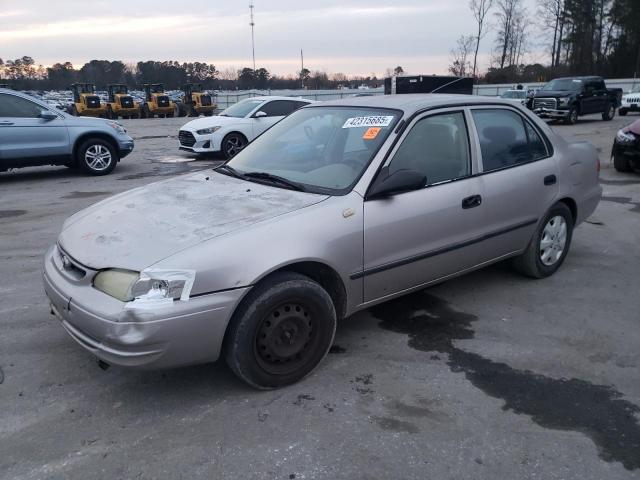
[39,109,58,121]
[254,111,267,118]
[367,169,426,200]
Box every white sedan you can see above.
[178,96,313,158]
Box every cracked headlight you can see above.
[196,126,221,135]
[93,269,139,302]
[125,269,196,310]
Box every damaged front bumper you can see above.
[43,244,248,369]
[533,108,570,119]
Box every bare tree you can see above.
[538,0,566,67]
[449,35,475,76]
[494,0,526,69]
[469,0,494,78]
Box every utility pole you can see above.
[249,2,256,71]
[300,49,304,89]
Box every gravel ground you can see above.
[1,112,639,480]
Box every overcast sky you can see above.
[0,0,543,76]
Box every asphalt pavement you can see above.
[1,113,639,480]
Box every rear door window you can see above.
[472,109,548,172]
[260,100,296,117]
[0,94,43,118]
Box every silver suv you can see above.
[0,89,134,175]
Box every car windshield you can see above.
[224,106,401,194]
[220,99,264,118]
[542,79,583,91]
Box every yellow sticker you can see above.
[363,127,381,140]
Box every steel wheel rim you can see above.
[540,215,567,266]
[225,136,245,157]
[85,144,112,171]
[255,302,316,375]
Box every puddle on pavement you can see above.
[61,191,111,199]
[372,291,640,470]
[0,210,27,219]
[599,178,640,186]
[601,196,640,213]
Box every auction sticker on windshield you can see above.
[342,116,395,128]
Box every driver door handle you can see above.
[0,120,14,126]
[462,194,482,209]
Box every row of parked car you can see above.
[1,81,639,177]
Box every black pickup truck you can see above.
[528,76,622,124]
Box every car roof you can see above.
[248,95,314,102]
[304,93,520,115]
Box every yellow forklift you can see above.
[69,83,108,117]
[106,84,140,119]
[176,83,216,117]
[139,83,175,118]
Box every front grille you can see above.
[179,130,196,147]
[157,95,170,107]
[200,95,212,107]
[533,98,557,110]
[120,96,134,108]
[86,95,101,108]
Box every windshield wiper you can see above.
[243,172,306,191]
[215,164,244,179]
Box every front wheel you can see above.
[77,138,118,176]
[565,107,578,125]
[513,203,574,279]
[602,103,615,121]
[224,272,337,389]
[613,153,633,172]
[221,132,248,159]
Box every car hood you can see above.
[534,90,574,98]
[623,119,640,135]
[58,171,328,270]
[181,115,250,131]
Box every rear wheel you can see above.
[619,108,628,116]
[513,203,574,279]
[602,103,615,121]
[224,272,336,389]
[221,132,248,159]
[77,138,118,176]
[613,153,633,172]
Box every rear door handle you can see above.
[462,194,482,209]
[544,174,557,186]
[0,120,14,126]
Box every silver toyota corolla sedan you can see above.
[44,94,602,389]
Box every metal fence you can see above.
[211,78,640,110]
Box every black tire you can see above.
[513,202,574,279]
[565,107,578,125]
[224,272,336,389]
[602,103,615,121]
[613,153,633,172]
[76,138,118,176]
[205,111,213,117]
[221,132,248,159]
[619,108,628,116]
